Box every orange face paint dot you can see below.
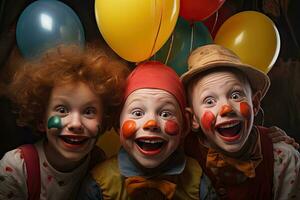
[143,120,157,129]
[201,111,215,132]
[121,120,137,138]
[165,120,179,135]
[220,105,233,116]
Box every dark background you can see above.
[1,0,299,157]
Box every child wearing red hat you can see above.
[78,61,216,199]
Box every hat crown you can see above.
[124,61,186,114]
[188,44,242,70]
[181,44,271,100]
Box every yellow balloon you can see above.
[97,129,120,157]
[214,11,280,73]
[95,0,179,62]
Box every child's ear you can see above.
[185,107,200,131]
[252,91,262,116]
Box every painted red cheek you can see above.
[165,120,180,135]
[121,120,137,138]
[201,111,215,132]
[240,102,251,119]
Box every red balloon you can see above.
[180,0,226,22]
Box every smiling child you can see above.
[182,44,300,199]
[0,45,129,199]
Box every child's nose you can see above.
[143,120,160,132]
[219,105,234,117]
[67,113,83,133]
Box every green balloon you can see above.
[153,17,213,75]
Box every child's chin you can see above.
[62,151,87,162]
[219,143,244,154]
[135,157,163,169]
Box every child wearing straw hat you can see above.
[78,61,216,200]
[182,44,300,200]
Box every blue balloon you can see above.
[16,0,85,59]
[153,17,213,75]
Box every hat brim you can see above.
[181,61,270,99]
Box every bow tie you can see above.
[125,176,176,199]
[206,148,262,178]
[206,132,263,178]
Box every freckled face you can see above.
[190,70,255,153]
[120,89,183,168]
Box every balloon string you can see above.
[211,11,219,34]
[165,33,174,64]
[190,23,194,53]
[149,0,164,60]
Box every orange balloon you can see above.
[214,11,280,73]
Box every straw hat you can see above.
[181,44,270,99]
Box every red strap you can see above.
[19,144,41,200]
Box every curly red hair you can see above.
[9,45,130,134]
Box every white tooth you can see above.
[140,139,163,143]
[220,121,239,128]
[69,138,83,142]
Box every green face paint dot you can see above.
[47,116,62,129]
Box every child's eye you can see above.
[132,109,144,118]
[55,105,68,114]
[231,91,243,100]
[84,107,97,117]
[160,111,173,119]
[203,97,216,105]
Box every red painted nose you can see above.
[220,105,233,117]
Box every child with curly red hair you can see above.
[0,45,129,199]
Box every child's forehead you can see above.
[51,81,95,96]
[124,88,181,109]
[126,88,175,101]
[191,68,250,88]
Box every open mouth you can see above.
[216,121,242,142]
[135,137,166,155]
[59,135,89,145]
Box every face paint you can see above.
[165,120,179,135]
[47,116,62,129]
[122,120,137,138]
[220,105,233,116]
[143,120,157,129]
[240,102,251,119]
[201,111,215,132]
